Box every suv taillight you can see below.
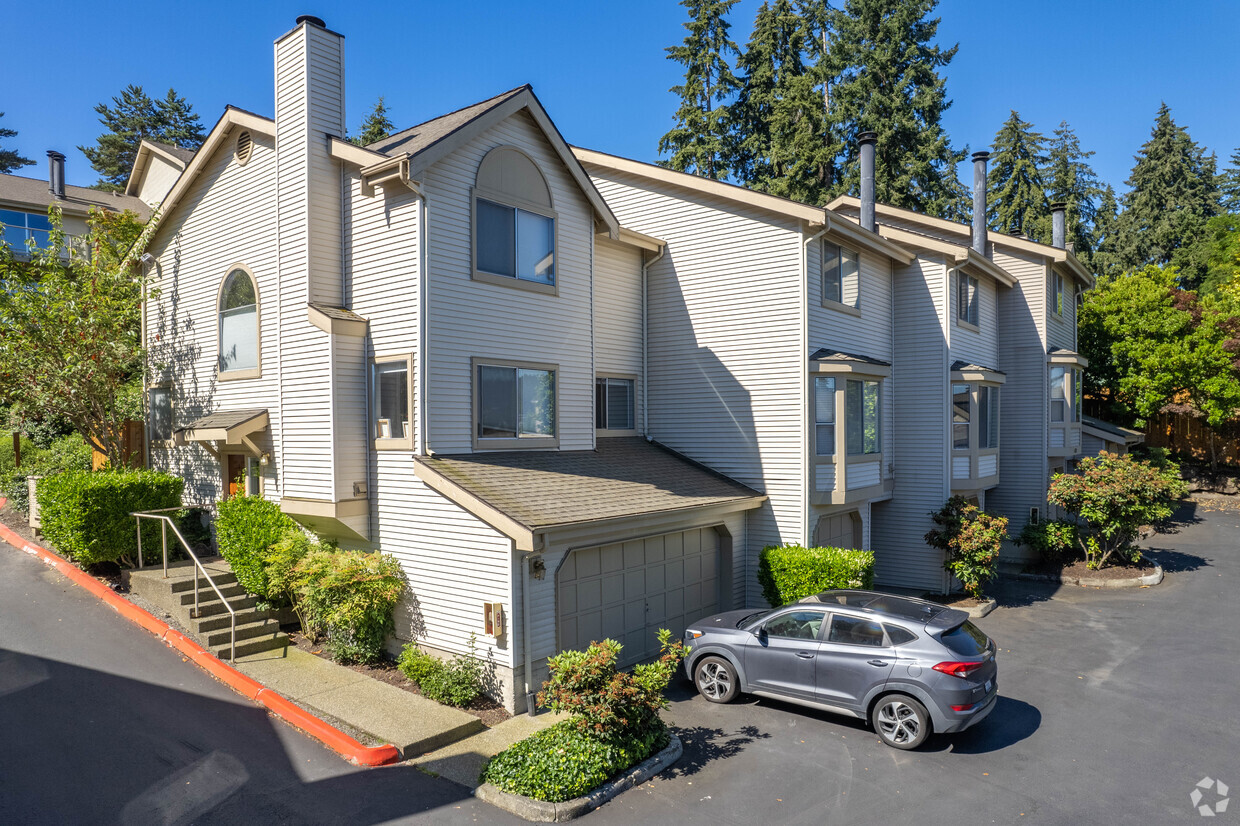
[933,661,986,679]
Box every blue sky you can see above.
[3,0,1237,193]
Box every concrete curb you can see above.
[1012,558,1164,589]
[475,732,683,822]
[963,596,997,618]
[0,501,400,767]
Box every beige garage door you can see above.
[558,527,720,668]
[814,511,862,549]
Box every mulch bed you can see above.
[1022,555,1156,581]
[285,629,512,728]
[924,592,990,609]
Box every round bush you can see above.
[215,494,298,600]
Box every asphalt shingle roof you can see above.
[0,173,150,220]
[417,438,763,530]
[951,360,1006,375]
[177,409,267,433]
[367,87,528,158]
[145,140,196,165]
[809,348,891,367]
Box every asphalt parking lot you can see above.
[586,501,1240,825]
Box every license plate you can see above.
[984,679,993,692]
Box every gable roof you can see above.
[0,172,149,220]
[1082,415,1144,445]
[364,86,618,237]
[124,139,196,198]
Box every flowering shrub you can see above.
[925,496,1009,599]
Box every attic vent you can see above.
[235,131,253,166]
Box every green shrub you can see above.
[215,494,298,599]
[37,469,184,566]
[757,544,875,607]
[1016,518,1080,564]
[2,434,93,512]
[293,548,406,664]
[480,719,668,802]
[263,529,313,609]
[397,635,486,707]
[925,496,1008,599]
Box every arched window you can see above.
[473,146,556,292]
[218,267,259,376]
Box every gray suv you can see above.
[683,590,998,749]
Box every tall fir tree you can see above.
[986,110,1048,239]
[1115,102,1221,287]
[1089,184,1123,279]
[352,96,394,146]
[1039,120,1102,256]
[659,0,741,179]
[821,0,966,217]
[1220,147,1240,213]
[0,112,35,174]
[79,85,206,192]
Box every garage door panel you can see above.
[602,572,625,603]
[664,532,683,559]
[577,548,601,578]
[601,544,624,572]
[623,541,644,568]
[645,564,665,593]
[601,605,626,641]
[645,536,665,564]
[559,585,577,615]
[578,578,602,607]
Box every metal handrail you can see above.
[132,508,237,661]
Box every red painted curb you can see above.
[0,499,401,767]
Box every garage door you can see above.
[814,511,861,549]
[558,527,720,667]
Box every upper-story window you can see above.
[218,267,259,377]
[953,382,1000,451]
[979,385,999,448]
[474,147,556,293]
[1051,271,1064,317]
[1,209,53,250]
[1050,366,1066,421]
[957,274,979,327]
[373,355,413,449]
[148,385,173,444]
[475,360,557,449]
[595,377,635,432]
[952,383,971,449]
[814,377,836,456]
[845,379,880,455]
[823,240,860,309]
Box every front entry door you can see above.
[225,454,246,499]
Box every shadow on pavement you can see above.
[934,696,1041,755]
[1143,547,1209,574]
[665,724,771,779]
[990,577,1062,608]
[0,648,510,825]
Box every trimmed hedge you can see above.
[294,548,406,664]
[757,544,875,607]
[215,494,298,600]
[37,470,184,566]
[2,434,93,512]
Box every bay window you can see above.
[952,384,971,450]
[979,385,999,449]
[1050,367,1066,422]
[845,379,880,456]
[814,377,836,456]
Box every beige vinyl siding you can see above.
[871,256,949,590]
[330,333,368,502]
[136,153,183,206]
[593,236,645,431]
[144,132,282,505]
[1046,264,1078,352]
[423,110,595,453]
[586,167,805,607]
[949,269,1000,369]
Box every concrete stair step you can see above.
[192,609,270,633]
[188,595,257,618]
[177,583,248,605]
[203,619,283,647]
[211,632,289,660]
[169,571,238,593]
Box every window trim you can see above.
[1050,270,1065,319]
[821,238,861,314]
[372,353,415,450]
[471,357,560,451]
[595,374,638,436]
[147,382,174,448]
[470,146,559,297]
[956,272,980,331]
[948,376,1003,489]
[216,263,261,381]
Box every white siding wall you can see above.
[136,154,183,207]
[145,132,282,504]
[594,236,645,432]
[949,269,1000,369]
[586,166,805,608]
[1046,264,1078,352]
[424,111,595,453]
[871,256,949,590]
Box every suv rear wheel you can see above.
[872,694,930,750]
[694,656,739,704]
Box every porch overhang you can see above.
[175,409,269,458]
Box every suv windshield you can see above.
[940,621,989,657]
[737,609,773,628]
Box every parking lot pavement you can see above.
[586,501,1240,825]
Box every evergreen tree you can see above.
[352,96,394,146]
[728,1,803,187]
[1220,147,1240,213]
[1115,103,1221,287]
[821,0,966,217]
[1040,120,1102,255]
[79,85,206,192]
[1089,184,1123,279]
[659,0,741,179]
[986,110,1048,239]
[0,113,35,174]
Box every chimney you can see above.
[857,131,877,232]
[1051,201,1067,249]
[47,151,66,199]
[971,151,988,256]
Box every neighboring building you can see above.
[136,16,1123,711]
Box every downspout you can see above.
[520,540,541,716]
[942,257,956,595]
[410,182,430,456]
[802,220,831,547]
[640,244,666,440]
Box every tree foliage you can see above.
[1220,147,1240,214]
[351,96,394,146]
[78,86,205,192]
[1041,120,1103,256]
[986,110,1048,239]
[1047,452,1186,569]
[0,207,153,466]
[659,0,741,179]
[0,112,35,174]
[1088,184,1124,279]
[1198,213,1240,295]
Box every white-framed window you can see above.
[1050,366,1066,422]
[473,146,557,293]
[814,376,836,456]
[957,274,979,327]
[1051,271,1064,317]
[148,386,173,444]
[476,361,556,447]
[595,377,635,431]
[218,266,259,377]
[979,385,999,449]
[952,383,971,450]
[823,240,860,309]
[373,356,413,448]
[845,379,880,456]
[0,209,53,250]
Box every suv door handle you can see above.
[796,652,815,659]
[867,659,888,667]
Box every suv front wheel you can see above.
[872,694,931,750]
[694,656,739,704]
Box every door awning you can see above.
[175,409,268,455]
